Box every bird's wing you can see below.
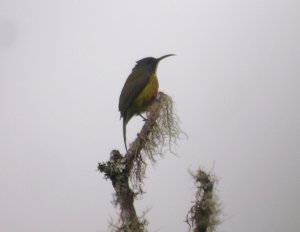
[118,68,151,116]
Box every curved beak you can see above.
[157,54,176,62]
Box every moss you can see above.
[186,168,221,232]
[129,92,184,193]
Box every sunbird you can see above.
[118,54,175,151]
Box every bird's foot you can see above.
[138,113,147,121]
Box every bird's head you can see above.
[134,54,175,72]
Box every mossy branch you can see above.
[98,91,182,231]
[186,169,221,232]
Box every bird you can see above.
[118,54,175,151]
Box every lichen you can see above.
[129,92,184,193]
[186,168,221,232]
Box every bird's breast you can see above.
[133,74,159,112]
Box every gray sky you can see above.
[1,0,299,231]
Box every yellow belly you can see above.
[133,74,159,112]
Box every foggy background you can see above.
[1,0,299,231]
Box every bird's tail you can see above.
[123,118,128,151]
